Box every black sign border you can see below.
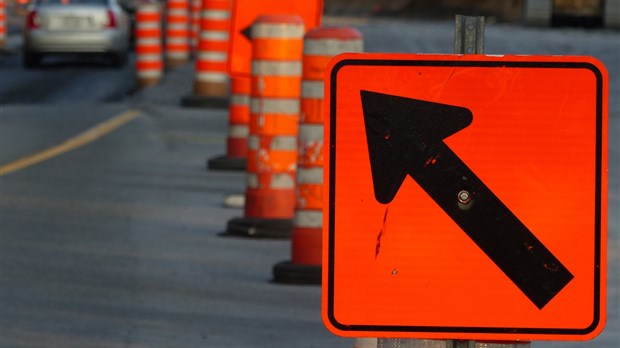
[326,58,605,337]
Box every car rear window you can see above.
[36,0,108,5]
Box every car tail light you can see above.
[106,10,117,28]
[27,10,40,29]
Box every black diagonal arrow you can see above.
[360,90,574,309]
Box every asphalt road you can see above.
[1,13,619,348]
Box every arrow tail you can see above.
[413,144,574,309]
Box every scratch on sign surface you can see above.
[375,206,390,258]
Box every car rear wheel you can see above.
[23,52,41,68]
[110,51,128,68]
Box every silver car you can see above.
[23,0,131,67]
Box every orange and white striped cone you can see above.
[207,75,250,170]
[224,15,305,238]
[182,0,231,108]
[164,0,190,68]
[0,0,6,50]
[135,3,163,88]
[273,27,363,283]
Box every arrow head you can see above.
[360,90,473,204]
[241,25,252,41]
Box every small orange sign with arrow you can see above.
[322,53,608,341]
[227,0,323,78]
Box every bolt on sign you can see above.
[227,0,323,78]
[321,53,608,341]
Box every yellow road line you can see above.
[0,109,142,177]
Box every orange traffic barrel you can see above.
[273,27,363,283]
[165,0,190,68]
[0,0,6,49]
[181,0,231,108]
[225,15,305,238]
[207,75,250,170]
[135,3,163,88]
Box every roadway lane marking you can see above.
[0,109,142,176]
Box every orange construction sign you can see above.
[321,54,608,341]
[227,0,323,78]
